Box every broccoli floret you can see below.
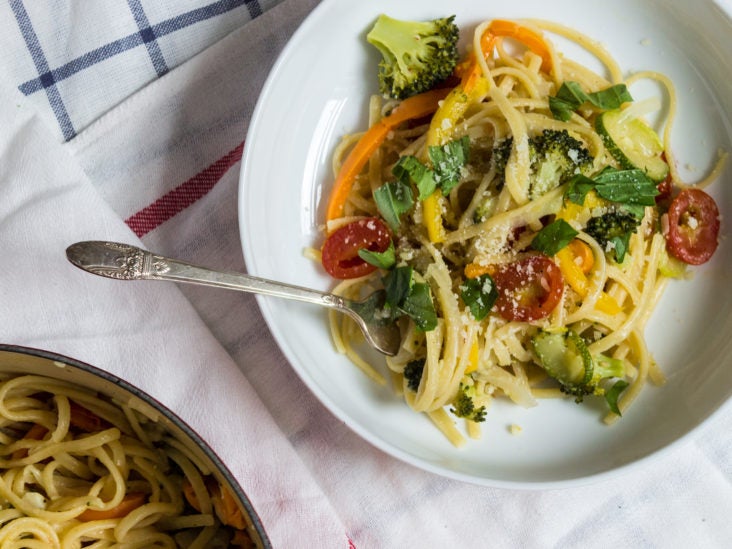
[530,130,594,198]
[450,382,486,422]
[585,211,642,262]
[491,130,594,200]
[366,14,459,99]
[404,359,425,392]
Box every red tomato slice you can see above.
[665,188,720,265]
[492,255,564,322]
[321,218,392,279]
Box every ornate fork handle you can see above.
[72,241,169,280]
[66,241,346,309]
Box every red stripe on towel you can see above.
[126,141,244,237]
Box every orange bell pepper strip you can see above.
[464,262,495,280]
[78,492,147,521]
[232,529,255,547]
[567,239,594,274]
[325,87,450,223]
[182,479,200,510]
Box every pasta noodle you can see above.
[0,374,255,548]
[319,17,725,447]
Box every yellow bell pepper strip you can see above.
[556,245,589,297]
[421,78,489,241]
[595,292,622,315]
[325,87,451,223]
[556,190,606,223]
[556,238,622,314]
[421,194,447,242]
[465,340,480,374]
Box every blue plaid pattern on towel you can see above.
[2,0,283,141]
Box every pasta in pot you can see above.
[317,17,725,447]
[0,374,255,548]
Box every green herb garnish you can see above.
[531,219,579,256]
[550,81,633,121]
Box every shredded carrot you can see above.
[78,492,147,521]
[325,87,450,223]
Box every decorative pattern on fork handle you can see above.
[83,242,170,280]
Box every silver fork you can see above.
[65,241,401,356]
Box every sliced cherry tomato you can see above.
[492,255,564,322]
[321,218,392,279]
[665,188,720,265]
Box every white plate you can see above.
[239,0,732,487]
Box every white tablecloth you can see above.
[0,1,730,547]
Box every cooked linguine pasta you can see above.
[0,374,255,548]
